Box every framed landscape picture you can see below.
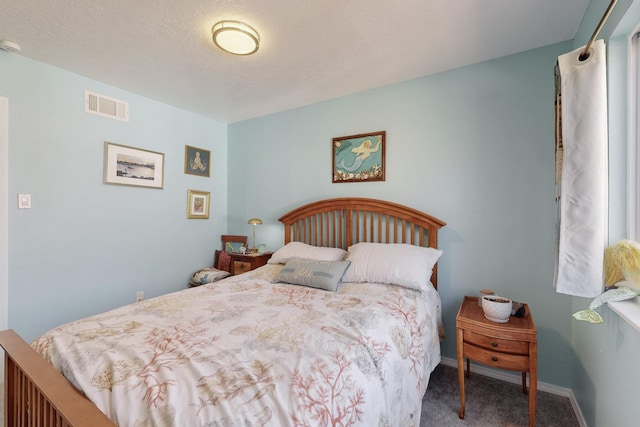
[103,142,164,189]
[184,145,211,177]
[187,189,210,219]
[332,131,385,183]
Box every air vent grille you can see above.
[84,90,129,122]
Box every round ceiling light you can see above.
[212,20,259,56]
[0,40,21,53]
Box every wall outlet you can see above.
[136,291,144,302]
[18,194,31,209]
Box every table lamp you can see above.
[247,217,263,250]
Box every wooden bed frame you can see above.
[1,197,445,426]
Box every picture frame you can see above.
[221,235,248,253]
[225,241,245,253]
[187,189,210,219]
[332,131,385,183]
[103,142,164,189]
[184,145,211,177]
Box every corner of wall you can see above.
[0,96,9,380]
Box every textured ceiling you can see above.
[0,0,589,124]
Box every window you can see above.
[631,31,640,241]
[609,30,640,332]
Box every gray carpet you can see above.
[421,364,580,427]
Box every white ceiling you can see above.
[0,0,589,124]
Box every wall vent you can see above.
[84,90,129,122]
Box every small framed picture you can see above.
[103,142,165,189]
[332,131,385,183]
[187,190,210,219]
[224,241,242,252]
[184,145,210,177]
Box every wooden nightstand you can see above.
[456,296,537,426]
[215,250,272,275]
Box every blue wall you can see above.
[3,1,639,424]
[228,42,576,386]
[1,54,228,342]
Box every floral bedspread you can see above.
[32,264,442,427]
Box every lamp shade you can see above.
[212,21,260,55]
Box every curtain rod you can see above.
[579,0,617,61]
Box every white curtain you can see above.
[554,39,608,298]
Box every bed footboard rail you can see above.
[0,329,116,427]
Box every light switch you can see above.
[18,194,31,209]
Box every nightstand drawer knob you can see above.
[491,356,498,362]
[491,342,498,347]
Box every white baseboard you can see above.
[439,357,587,427]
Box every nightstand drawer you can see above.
[464,342,529,371]
[233,260,252,274]
[464,330,529,355]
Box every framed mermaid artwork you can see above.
[184,145,211,177]
[332,131,385,183]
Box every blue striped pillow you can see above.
[274,257,351,291]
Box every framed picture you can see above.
[332,131,385,183]
[225,241,244,252]
[187,189,210,219]
[103,142,164,189]
[184,145,210,177]
[221,235,248,253]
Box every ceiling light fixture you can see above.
[0,40,21,53]
[212,20,259,56]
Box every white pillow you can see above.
[342,242,442,290]
[267,241,348,264]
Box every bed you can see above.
[1,197,446,427]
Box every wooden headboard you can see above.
[278,197,446,287]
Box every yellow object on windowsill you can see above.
[573,240,640,324]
